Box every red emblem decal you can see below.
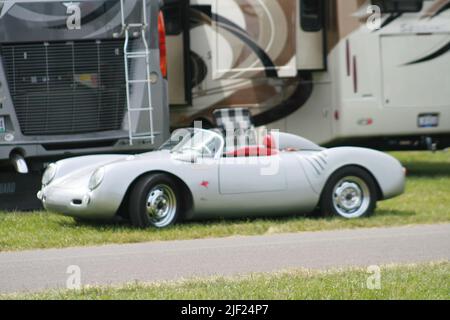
[200,181,209,188]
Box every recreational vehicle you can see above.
[0,0,169,209]
[165,0,450,150]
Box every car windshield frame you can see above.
[163,128,224,159]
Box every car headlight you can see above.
[42,163,57,186]
[89,167,105,190]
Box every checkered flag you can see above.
[213,108,255,151]
[213,108,253,133]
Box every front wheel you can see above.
[129,174,181,228]
[320,166,378,219]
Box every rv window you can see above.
[162,1,183,35]
[371,0,424,13]
[300,0,324,32]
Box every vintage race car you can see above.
[38,128,405,228]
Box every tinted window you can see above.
[371,0,424,13]
[300,0,324,32]
[162,0,183,35]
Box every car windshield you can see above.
[159,128,196,151]
[160,129,223,158]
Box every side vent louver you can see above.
[306,152,328,175]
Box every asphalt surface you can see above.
[0,224,449,294]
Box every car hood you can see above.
[52,150,171,189]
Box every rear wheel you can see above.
[320,166,378,219]
[129,174,181,228]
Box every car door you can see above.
[218,155,287,195]
[212,152,318,217]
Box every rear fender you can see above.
[299,148,405,200]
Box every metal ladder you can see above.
[120,0,154,146]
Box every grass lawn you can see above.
[3,262,449,300]
[0,151,449,252]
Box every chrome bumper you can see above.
[37,186,117,220]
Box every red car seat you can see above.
[225,134,278,157]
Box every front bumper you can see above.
[37,186,117,220]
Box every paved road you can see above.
[1,224,449,294]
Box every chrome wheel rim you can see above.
[332,176,370,218]
[146,184,177,227]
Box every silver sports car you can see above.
[38,128,405,228]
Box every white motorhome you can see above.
[164,0,450,150]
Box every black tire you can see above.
[320,166,378,219]
[129,173,182,228]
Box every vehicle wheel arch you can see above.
[117,170,194,221]
[322,164,384,202]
